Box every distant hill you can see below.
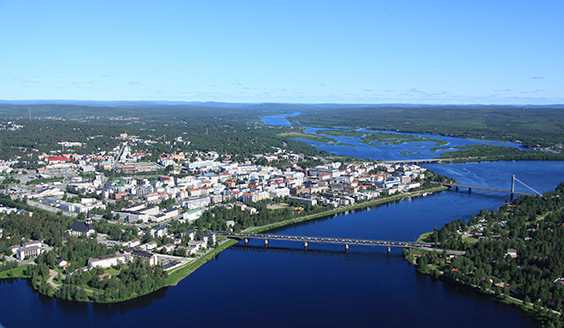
[2,100,563,109]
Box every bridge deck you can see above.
[385,158,442,164]
[219,232,433,248]
[438,182,536,196]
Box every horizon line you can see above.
[1,99,563,107]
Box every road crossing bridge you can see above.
[385,158,443,164]
[435,174,542,197]
[218,232,434,252]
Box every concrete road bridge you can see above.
[218,232,434,253]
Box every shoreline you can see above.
[409,234,559,325]
[413,264,557,325]
[1,185,448,303]
[164,185,448,287]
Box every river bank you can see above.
[407,182,564,327]
[163,185,448,288]
[410,261,558,326]
[6,159,557,328]
[1,185,448,304]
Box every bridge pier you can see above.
[468,187,472,193]
[304,241,308,250]
[264,239,269,248]
[387,246,391,254]
[244,238,248,246]
[345,244,349,252]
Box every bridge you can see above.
[218,232,434,253]
[385,158,443,164]
[437,182,536,196]
[436,174,542,197]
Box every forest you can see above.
[0,104,327,161]
[0,195,73,250]
[438,145,564,161]
[413,182,564,327]
[2,103,563,165]
[22,256,167,303]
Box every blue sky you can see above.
[1,0,563,104]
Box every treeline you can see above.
[439,145,564,162]
[62,258,167,302]
[418,182,564,327]
[193,200,328,233]
[43,237,120,269]
[93,220,138,242]
[23,257,167,303]
[0,104,326,162]
[0,195,74,251]
[0,119,124,161]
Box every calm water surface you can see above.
[3,161,562,327]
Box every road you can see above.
[27,200,78,218]
[418,247,466,255]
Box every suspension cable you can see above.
[514,177,542,195]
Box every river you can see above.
[261,111,522,161]
[1,114,562,328]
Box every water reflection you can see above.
[91,286,169,315]
[230,244,394,259]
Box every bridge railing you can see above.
[216,232,434,249]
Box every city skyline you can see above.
[1,0,563,105]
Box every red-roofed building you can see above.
[46,156,71,164]
[242,192,258,202]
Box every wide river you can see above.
[1,116,563,327]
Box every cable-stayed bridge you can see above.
[435,174,542,197]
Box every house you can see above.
[57,259,71,269]
[201,232,217,245]
[88,254,127,268]
[187,240,206,251]
[177,229,197,241]
[22,240,42,248]
[145,241,158,250]
[506,249,518,258]
[125,238,141,248]
[161,243,176,253]
[125,249,158,266]
[245,206,257,215]
[183,209,203,223]
[16,245,45,260]
[150,226,168,238]
[9,245,20,254]
[69,219,95,237]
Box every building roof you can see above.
[70,221,93,233]
[47,156,71,162]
